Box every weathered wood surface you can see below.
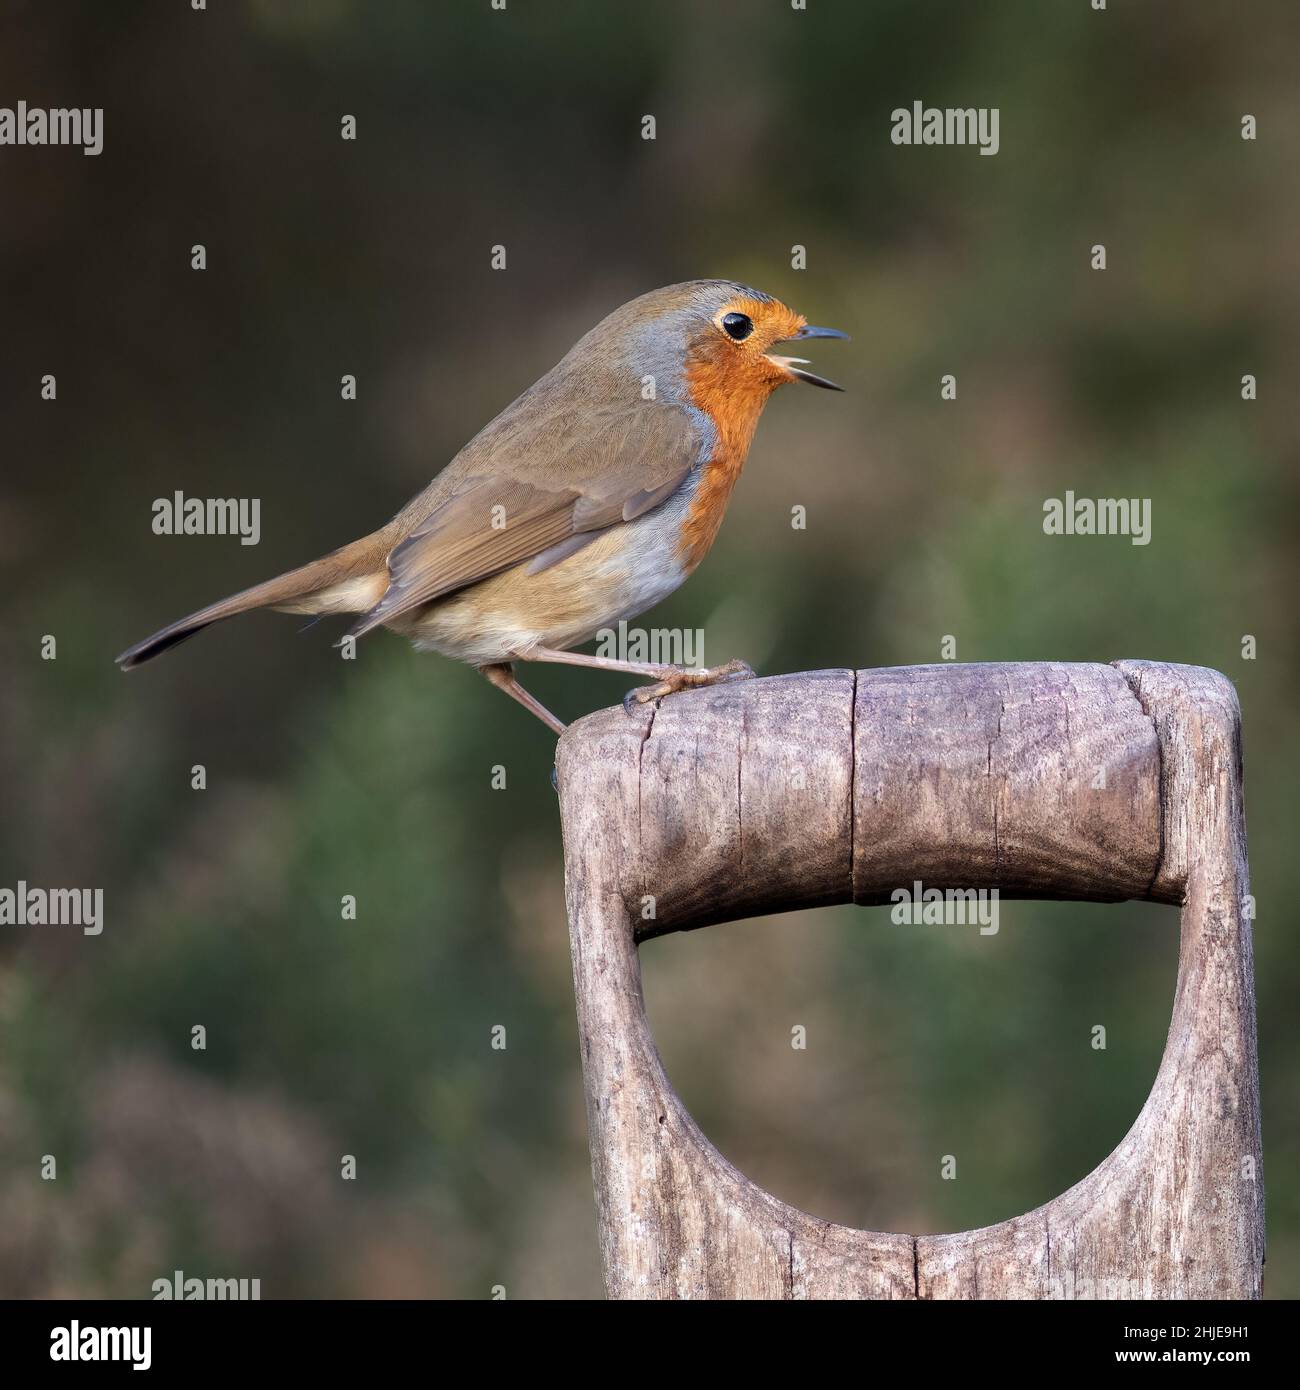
[555,661,1262,1299]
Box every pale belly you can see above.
[390,488,695,666]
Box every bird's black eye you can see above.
[721,312,754,341]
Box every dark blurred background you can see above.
[0,0,1296,1298]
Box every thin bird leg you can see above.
[479,662,567,736]
[515,645,756,713]
[512,646,668,679]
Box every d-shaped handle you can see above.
[555,661,1261,1299]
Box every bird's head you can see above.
[680,282,848,396]
[658,280,847,456]
[575,280,848,411]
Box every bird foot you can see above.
[622,659,756,716]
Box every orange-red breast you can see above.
[117,280,847,733]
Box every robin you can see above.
[117,280,846,734]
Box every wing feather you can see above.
[349,400,701,638]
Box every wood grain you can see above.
[554,662,1262,1299]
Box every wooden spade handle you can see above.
[555,661,1262,1299]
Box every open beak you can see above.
[767,324,849,391]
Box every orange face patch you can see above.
[677,296,806,570]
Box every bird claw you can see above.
[623,680,673,713]
[711,659,756,684]
[621,659,756,718]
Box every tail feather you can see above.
[116,533,390,670]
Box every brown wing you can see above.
[349,400,701,638]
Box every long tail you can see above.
[116,532,390,670]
